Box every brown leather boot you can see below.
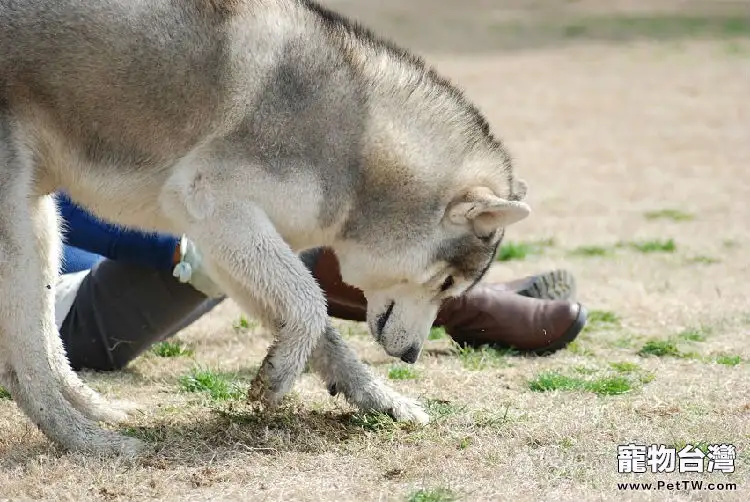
[433,285,587,355]
[308,248,587,355]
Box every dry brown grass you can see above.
[2,1,749,500]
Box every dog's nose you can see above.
[400,345,421,364]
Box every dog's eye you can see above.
[439,276,454,292]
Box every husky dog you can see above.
[0,0,531,455]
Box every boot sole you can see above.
[515,269,577,301]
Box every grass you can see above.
[455,344,516,371]
[716,355,742,366]
[388,365,421,380]
[587,310,621,329]
[178,367,245,401]
[428,327,447,341]
[643,209,694,221]
[406,488,458,502]
[349,411,399,433]
[528,371,634,396]
[678,326,711,342]
[232,315,255,332]
[622,238,677,253]
[151,340,195,358]
[495,238,555,262]
[424,399,467,421]
[0,387,10,400]
[609,361,641,373]
[687,255,720,265]
[569,245,613,257]
[558,15,750,41]
[638,339,682,358]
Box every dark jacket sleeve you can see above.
[56,192,180,272]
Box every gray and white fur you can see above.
[0,0,531,455]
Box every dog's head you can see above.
[335,177,530,364]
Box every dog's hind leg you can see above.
[161,185,327,408]
[310,324,430,425]
[0,136,141,455]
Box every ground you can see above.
[1,1,749,500]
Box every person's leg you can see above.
[301,247,587,355]
[59,258,223,371]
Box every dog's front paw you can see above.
[247,361,288,410]
[388,396,430,425]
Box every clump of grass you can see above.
[566,340,595,356]
[151,340,194,358]
[349,411,398,432]
[610,361,641,373]
[528,371,633,396]
[473,404,512,428]
[232,315,256,332]
[406,488,458,502]
[587,310,621,329]
[687,255,720,265]
[638,339,682,358]
[455,344,515,371]
[623,239,676,253]
[388,365,421,380]
[569,245,613,257]
[716,355,742,366]
[644,209,694,222]
[425,399,467,421]
[496,238,555,262]
[428,327,447,341]
[678,326,711,342]
[178,367,245,401]
[0,387,10,399]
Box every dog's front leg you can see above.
[310,325,430,425]
[161,184,327,408]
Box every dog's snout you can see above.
[375,301,395,337]
[399,345,421,364]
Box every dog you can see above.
[0,0,531,455]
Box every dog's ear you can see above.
[446,187,531,237]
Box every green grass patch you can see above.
[528,371,633,396]
[232,315,256,332]
[428,327,447,341]
[569,245,613,257]
[638,339,682,358]
[622,238,677,254]
[0,387,10,399]
[716,355,742,366]
[425,399,467,421]
[687,255,720,265]
[644,209,694,222]
[723,239,739,249]
[609,361,641,373]
[678,326,711,342]
[496,238,555,262]
[406,488,458,502]
[587,310,621,329]
[560,15,750,40]
[178,367,245,401]
[349,411,399,433]
[566,340,595,356]
[151,340,194,358]
[455,344,516,371]
[388,365,421,380]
